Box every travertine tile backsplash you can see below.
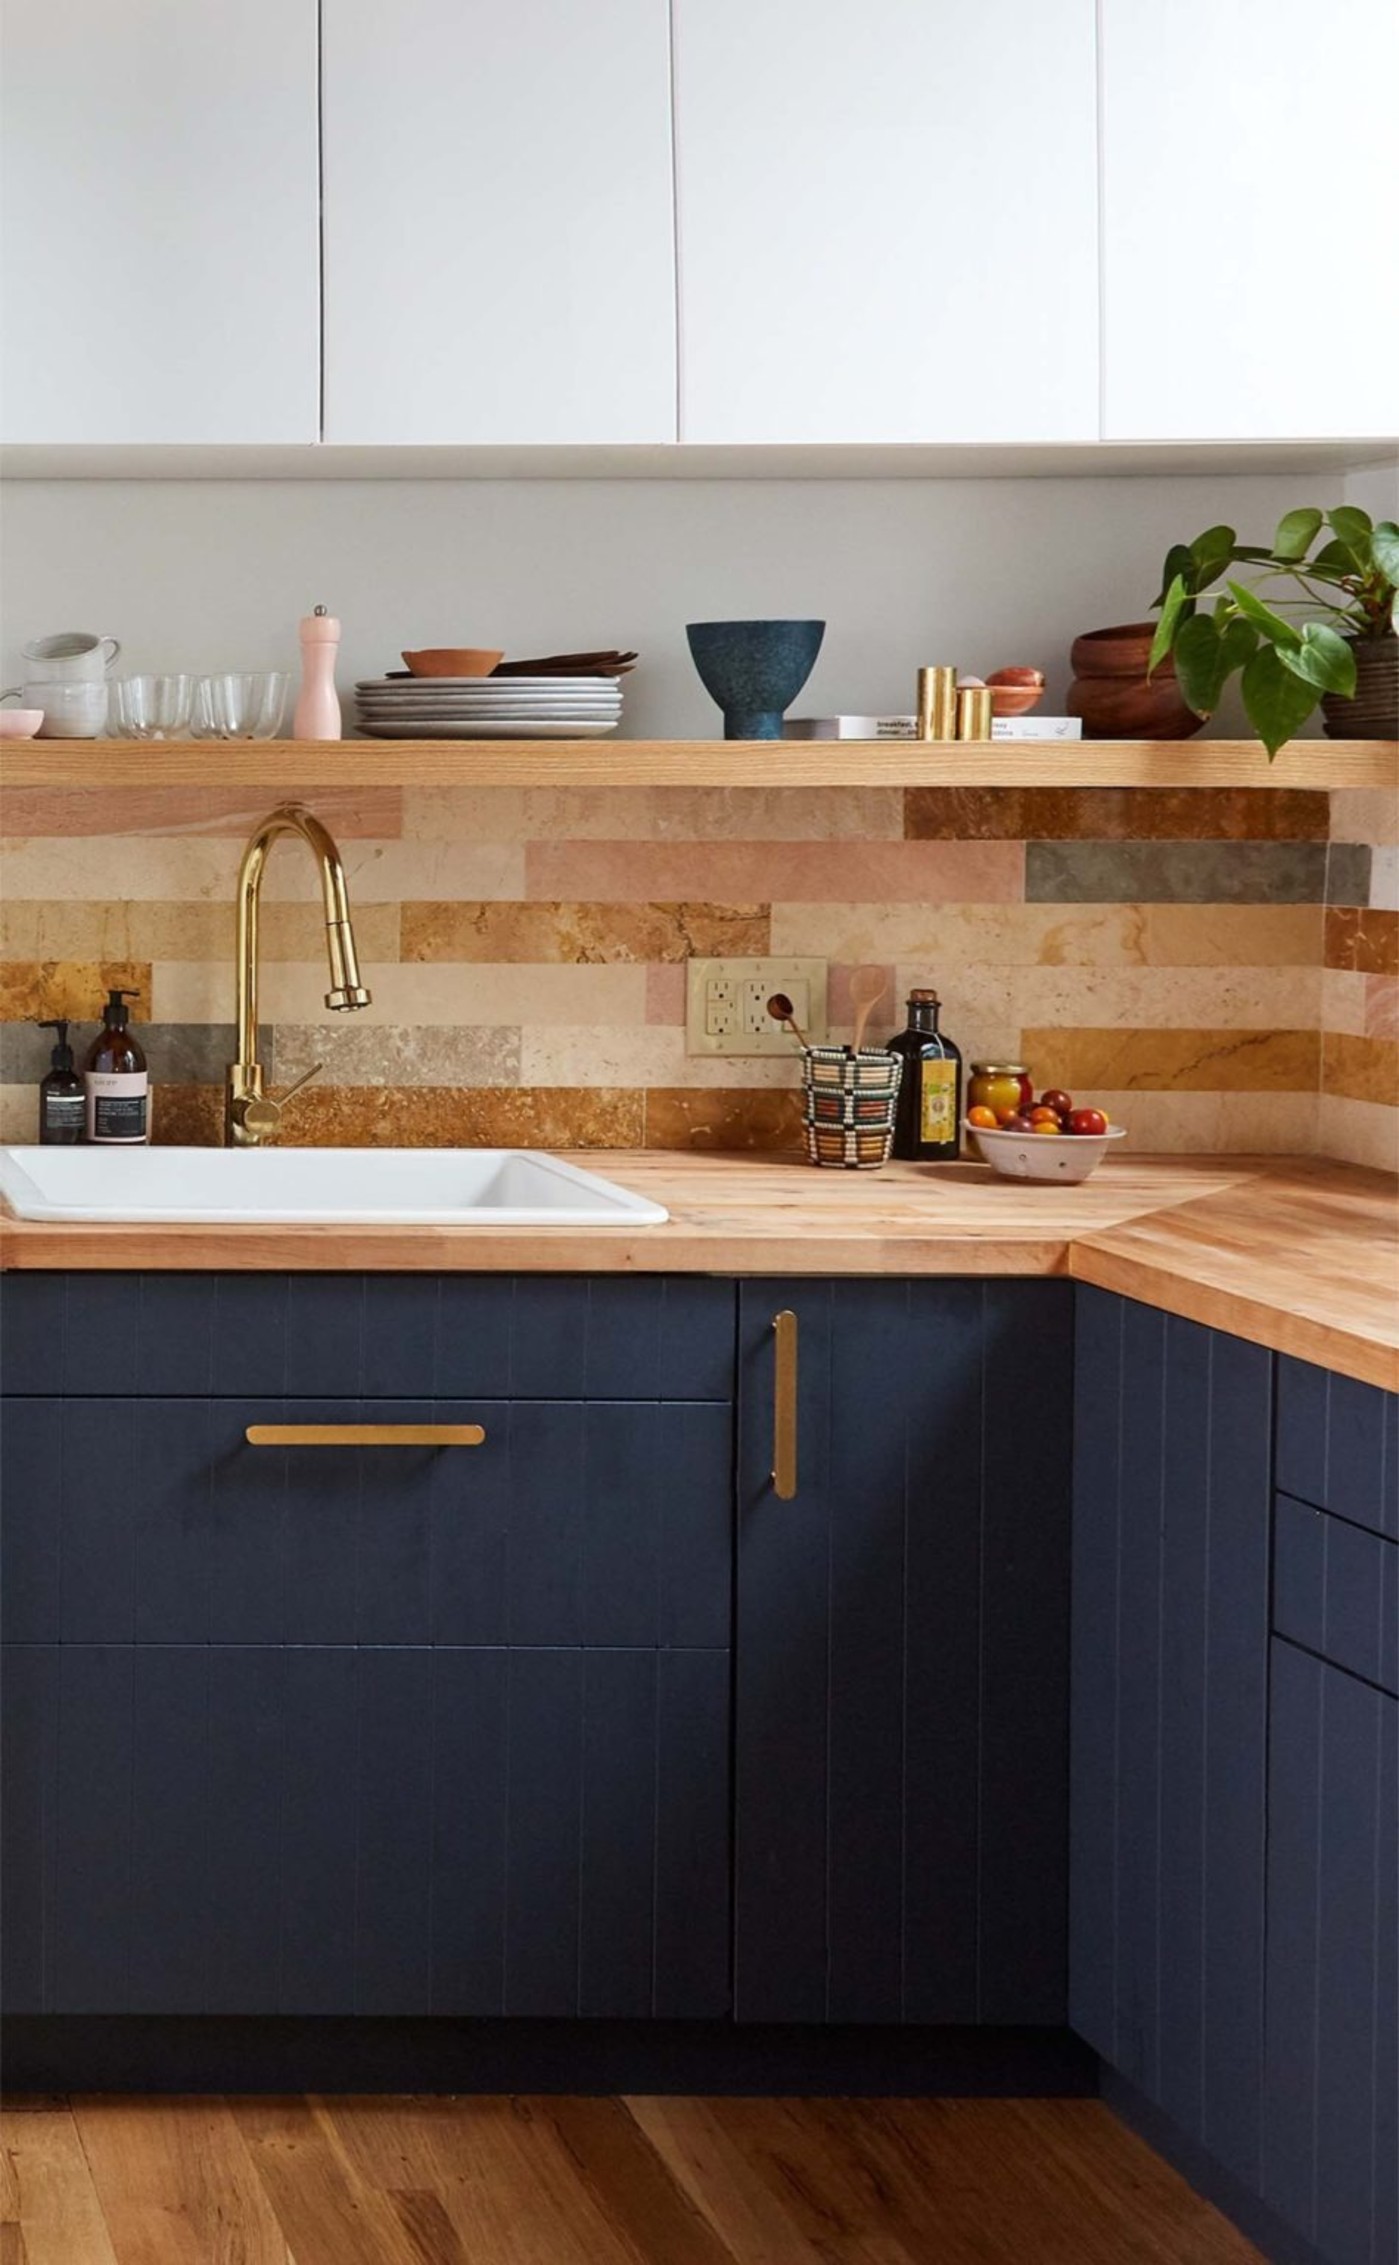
[0,782,1394,1165]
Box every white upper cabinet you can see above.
[1101,1,1399,440]
[0,0,319,444]
[670,0,1099,444]
[321,0,676,444]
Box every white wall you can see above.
[0,471,1381,734]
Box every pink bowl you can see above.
[0,709,44,738]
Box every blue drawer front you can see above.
[1274,1494,1399,1698]
[0,1274,736,1402]
[1276,1356,1398,1542]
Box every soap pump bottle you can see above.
[293,604,342,739]
[84,989,150,1145]
[36,1018,85,1144]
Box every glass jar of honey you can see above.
[968,1062,1033,1119]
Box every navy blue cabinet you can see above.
[1070,1288,1273,2190]
[733,1278,1073,2025]
[1264,1641,1398,2265]
[0,1274,735,2020]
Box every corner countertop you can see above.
[1,1152,1394,1393]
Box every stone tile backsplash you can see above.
[0,782,1394,1164]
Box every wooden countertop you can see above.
[1,1152,1394,1392]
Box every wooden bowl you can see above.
[401,648,504,678]
[987,666,1045,717]
[1067,622,1203,739]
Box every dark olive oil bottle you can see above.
[888,989,963,1161]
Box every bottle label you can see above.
[43,1093,85,1132]
[86,1071,150,1144]
[919,1058,958,1145]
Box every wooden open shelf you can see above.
[3,736,1395,790]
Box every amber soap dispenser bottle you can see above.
[888,989,963,1161]
[84,988,150,1144]
[37,1018,85,1144]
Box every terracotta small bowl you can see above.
[401,648,504,678]
[987,666,1045,718]
[0,708,44,738]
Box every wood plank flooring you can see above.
[0,2094,1264,2263]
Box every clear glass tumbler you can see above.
[111,674,193,740]
[193,672,288,740]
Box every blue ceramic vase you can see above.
[686,619,826,739]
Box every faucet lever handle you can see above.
[274,1061,324,1106]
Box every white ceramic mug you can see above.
[7,631,120,736]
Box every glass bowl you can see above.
[193,672,288,740]
[111,674,194,740]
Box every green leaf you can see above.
[1326,505,1375,570]
[1273,507,1323,561]
[1152,542,1195,609]
[1148,573,1190,674]
[1187,523,1237,589]
[1241,643,1322,757]
[1279,621,1357,696]
[1175,614,1259,715]
[1371,520,1399,586]
[1227,580,1301,646]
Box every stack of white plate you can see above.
[354,675,623,739]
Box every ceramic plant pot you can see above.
[686,618,825,739]
[1066,622,1204,740]
[1321,632,1399,739]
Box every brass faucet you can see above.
[226,803,372,1146]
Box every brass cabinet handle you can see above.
[771,1309,798,1500]
[245,1423,485,1448]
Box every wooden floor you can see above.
[0,2093,1264,2264]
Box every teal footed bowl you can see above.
[686,618,826,739]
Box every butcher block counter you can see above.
[1,1151,1393,1391]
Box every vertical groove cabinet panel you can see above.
[1264,1642,1398,2265]
[0,0,319,442]
[1070,1289,1272,2191]
[734,1279,1072,2025]
[3,1642,729,2017]
[672,1,1098,441]
[321,0,676,442]
[1100,0,1399,438]
[1276,1355,1398,1541]
[0,1397,732,1649]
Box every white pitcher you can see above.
[8,630,121,737]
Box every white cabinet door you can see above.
[1101,1,1399,440]
[0,0,319,444]
[671,0,1098,444]
[322,0,676,444]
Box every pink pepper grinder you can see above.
[293,605,342,739]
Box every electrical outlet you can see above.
[686,958,828,1056]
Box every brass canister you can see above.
[916,665,957,740]
[956,684,994,740]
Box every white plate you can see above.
[357,717,621,738]
[355,697,622,713]
[355,676,623,692]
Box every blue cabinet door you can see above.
[1264,1642,1398,2265]
[1070,1287,1272,2190]
[734,1278,1073,2025]
[1,1335,734,2019]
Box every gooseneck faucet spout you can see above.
[226,803,372,1146]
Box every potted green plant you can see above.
[1148,506,1398,755]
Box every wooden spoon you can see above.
[766,992,809,1049]
[848,965,888,1055]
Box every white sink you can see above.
[0,1146,668,1227]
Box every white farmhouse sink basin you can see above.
[0,1146,668,1227]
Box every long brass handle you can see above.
[245,1423,485,1448]
[771,1309,798,1500]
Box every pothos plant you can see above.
[1148,505,1399,755]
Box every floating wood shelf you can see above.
[2,736,1394,790]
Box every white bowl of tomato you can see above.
[964,1092,1125,1183]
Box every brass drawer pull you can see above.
[245,1423,485,1448]
[772,1309,798,1500]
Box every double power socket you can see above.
[685,957,828,1057]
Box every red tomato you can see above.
[1068,1107,1109,1137]
[1039,1088,1072,1116]
[1002,1112,1036,1134]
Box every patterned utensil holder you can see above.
[802,1046,903,1169]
